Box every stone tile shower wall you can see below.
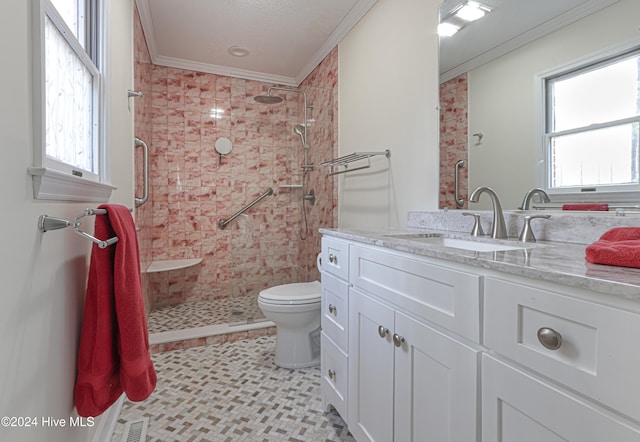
[439,74,468,210]
[134,6,153,313]
[133,15,338,309]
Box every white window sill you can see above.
[28,167,116,202]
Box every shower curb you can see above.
[149,321,276,353]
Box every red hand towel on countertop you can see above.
[562,203,609,211]
[74,204,156,417]
[585,227,640,269]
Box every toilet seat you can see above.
[258,281,321,305]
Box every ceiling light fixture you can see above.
[438,22,461,37]
[228,46,250,57]
[438,1,492,37]
[455,1,491,22]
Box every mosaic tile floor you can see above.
[111,335,355,442]
[148,295,265,333]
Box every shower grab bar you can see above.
[134,137,149,208]
[320,150,391,176]
[217,187,274,229]
[455,159,465,207]
[38,207,132,249]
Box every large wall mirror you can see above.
[439,0,640,210]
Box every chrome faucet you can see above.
[520,187,550,210]
[468,187,507,239]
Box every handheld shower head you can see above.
[294,124,307,148]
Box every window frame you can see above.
[29,0,115,202]
[535,40,640,203]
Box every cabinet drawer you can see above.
[321,272,349,351]
[321,333,348,420]
[321,237,349,281]
[484,276,640,422]
[350,244,481,342]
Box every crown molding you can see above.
[153,56,299,87]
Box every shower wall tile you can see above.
[134,44,339,308]
[439,74,469,210]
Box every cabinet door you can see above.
[394,312,480,442]
[348,288,395,442]
[483,354,640,442]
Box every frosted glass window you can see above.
[545,50,640,191]
[30,0,109,201]
[49,0,84,45]
[45,15,95,174]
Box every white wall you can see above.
[468,0,640,209]
[338,0,441,228]
[0,1,134,441]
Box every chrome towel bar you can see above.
[218,187,273,229]
[38,208,132,249]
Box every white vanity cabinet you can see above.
[483,276,640,441]
[320,237,350,421]
[347,244,482,442]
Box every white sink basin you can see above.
[384,234,529,252]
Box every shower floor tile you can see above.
[148,294,265,333]
[111,335,354,442]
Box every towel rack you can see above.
[532,204,640,213]
[38,208,131,249]
[320,149,391,176]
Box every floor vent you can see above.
[121,418,148,442]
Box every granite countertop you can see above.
[320,226,640,301]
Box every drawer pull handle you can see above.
[537,327,563,350]
[378,325,389,338]
[328,369,336,380]
[393,333,405,347]
[329,254,337,264]
[328,304,336,314]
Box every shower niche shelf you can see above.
[320,149,391,176]
[279,184,303,189]
[145,258,203,273]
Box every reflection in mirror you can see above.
[438,0,640,210]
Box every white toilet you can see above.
[257,281,322,369]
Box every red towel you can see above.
[585,227,640,269]
[74,204,156,417]
[562,203,609,211]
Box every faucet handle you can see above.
[519,214,551,242]
[462,212,485,237]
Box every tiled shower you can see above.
[133,7,338,332]
[439,73,468,210]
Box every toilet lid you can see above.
[258,281,321,305]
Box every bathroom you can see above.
[3,0,640,441]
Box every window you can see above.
[30,0,114,201]
[542,48,640,199]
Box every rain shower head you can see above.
[294,124,307,148]
[254,93,283,104]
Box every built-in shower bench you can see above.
[144,258,203,273]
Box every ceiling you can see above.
[135,0,378,87]
[439,0,620,81]
[136,0,618,87]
